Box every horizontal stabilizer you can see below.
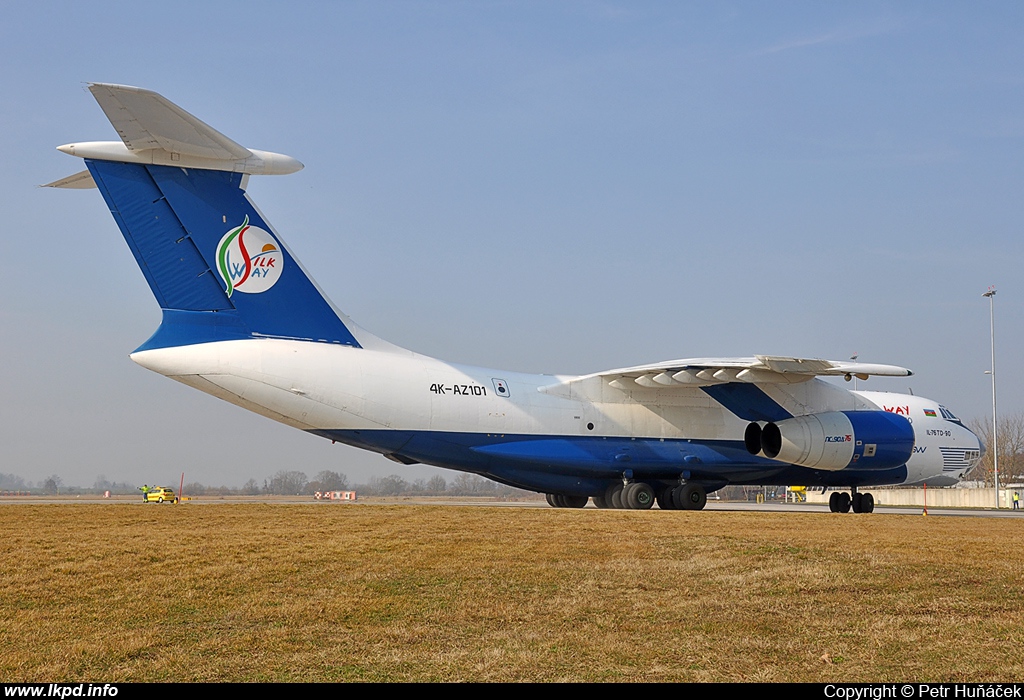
[54,83,303,176]
[88,83,251,160]
[41,170,96,189]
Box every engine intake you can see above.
[745,411,914,471]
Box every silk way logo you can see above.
[216,216,284,296]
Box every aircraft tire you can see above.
[837,492,851,513]
[656,487,676,510]
[828,492,841,513]
[861,493,874,513]
[608,483,625,509]
[625,483,655,510]
[679,484,707,511]
[621,482,638,508]
[545,493,559,508]
[852,493,863,513]
[562,495,589,509]
[593,495,610,509]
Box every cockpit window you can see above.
[939,405,964,426]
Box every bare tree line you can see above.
[243,469,530,498]
[968,412,1024,485]
[2,468,531,497]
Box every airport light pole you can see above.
[983,287,998,508]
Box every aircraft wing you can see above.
[555,355,913,390]
[87,83,252,160]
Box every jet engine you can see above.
[744,411,914,471]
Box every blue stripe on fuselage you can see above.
[701,383,793,422]
[309,429,907,494]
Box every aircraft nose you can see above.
[962,423,985,475]
[965,423,984,453]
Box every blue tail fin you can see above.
[86,159,361,351]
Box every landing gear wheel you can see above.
[860,492,874,513]
[829,492,841,513]
[625,483,655,510]
[621,482,638,508]
[545,493,559,508]
[852,492,864,513]
[607,483,625,509]
[562,495,588,509]
[656,486,676,510]
[678,484,707,511]
[837,492,851,513]
[592,495,610,509]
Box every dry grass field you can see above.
[2,502,1022,682]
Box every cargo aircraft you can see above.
[48,84,982,513]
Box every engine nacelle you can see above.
[745,411,914,471]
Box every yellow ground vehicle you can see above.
[144,487,177,503]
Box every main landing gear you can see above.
[658,483,707,511]
[550,480,709,510]
[545,493,588,508]
[828,488,875,514]
[590,482,645,509]
[595,481,657,510]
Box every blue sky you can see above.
[3,2,1023,487]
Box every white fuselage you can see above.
[130,337,981,488]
